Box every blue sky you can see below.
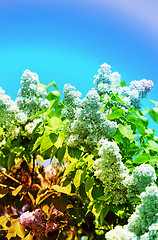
[0,0,158,130]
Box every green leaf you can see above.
[57,146,66,162]
[11,146,25,156]
[124,160,134,168]
[110,205,126,218]
[150,100,158,107]
[73,169,86,188]
[47,117,63,130]
[45,81,59,91]
[127,116,146,135]
[92,185,104,200]
[51,81,59,91]
[114,133,122,143]
[85,176,94,193]
[120,81,126,87]
[148,140,158,151]
[40,133,58,153]
[8,152,15,171]
[38,83,47,89]
[97,192,113,201]
[145,128,154,135]
[29,109,46,119]
[54,103,65,116]
[149,156,158,166]
[92,201,102,219]
[141,118,148,128]
[0,127,3,135]
[135,119,146,135]
[45,91,60,101]
[68,147,81,159]
[119,124,137,140]
[85,155,94,168]
[106,109,124,120]
[149,108,158,124]
[63,160,78,176]
[12,185,23,196]
[99,205,110,225]
[133,153,150,164]
[142,107,149,115]
[0,153,7,168]
[32,136,44,152]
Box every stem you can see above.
[0,170,21,184]
[0,183,15,190]
[31,153,36,185]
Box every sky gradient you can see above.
[0,0,158,130]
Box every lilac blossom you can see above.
[130,79,154,98]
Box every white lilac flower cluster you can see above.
[0,70,49,142]
[93,139,130,205]
[105,185,158,240]
[62,83,82,120]
[93,63,153,109]
[0,87,21,140]
[128,186,158,236]
[16,69,50,117]
[61,63,153,151]
[93,138,157,206]
[130,79,154,98]
[118,86,141,109]
[0,87,18,123]
[20,208,64,236]
[93,63,121,95]
[105,225,137,240]
[62,85,118,150]
[124,164,157,202]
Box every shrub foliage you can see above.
[0,64,158,239]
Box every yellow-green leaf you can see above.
[37,155,45,163]
[32,136,44,152]
[92,202,102,219]
[63,160,78,176]
[85,176,94,201]
[28,192,35,206]
[40,133,58,153]
[0,127,3,135]
[23,233,34,240]
[73,169,86,188]
[51,184,71,195]
[6,228,16,240]
[0,216,7,225]
[12,185,23,196]
[106,109,124,120]
[12,219,26,238]
[54,132,65,148]
[47,117,63,130]
[36,190,54,205]
[42,204,49,215]
[133,153,150,164]
[0,193,8,198]
[119,124,137,140]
